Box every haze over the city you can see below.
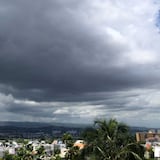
[0,0,160,127]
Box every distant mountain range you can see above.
[0,121,154,139]
[0,121,151,134]
[0,121,90,128]
[0,121,89,139]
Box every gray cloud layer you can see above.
[0,0,160,127]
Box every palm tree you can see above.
[82,119,144,160]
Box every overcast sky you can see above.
[1,0,160,127]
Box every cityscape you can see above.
[1,0,160,159]
[0,120,159,159]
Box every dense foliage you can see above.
[79,119,145,160]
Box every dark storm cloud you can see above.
[2,98,61,121]
[1,0,160,127]
[0,0,158,102]
[6,104,53,118]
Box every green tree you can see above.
[36,145,45,155]
[3,151,21,160]
[82,119,145,160]
[3,151,14,160]
[62,133,73,148]
[16,144,33,160]
[65,146,81,160]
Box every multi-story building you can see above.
[136,130,160,143]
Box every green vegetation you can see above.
[71,118,145,160]
[62,133,74,148]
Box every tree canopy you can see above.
[81,118,145,160]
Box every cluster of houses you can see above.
[0,139,85,159]
[136,129,160,159]
[1,130,160,159]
